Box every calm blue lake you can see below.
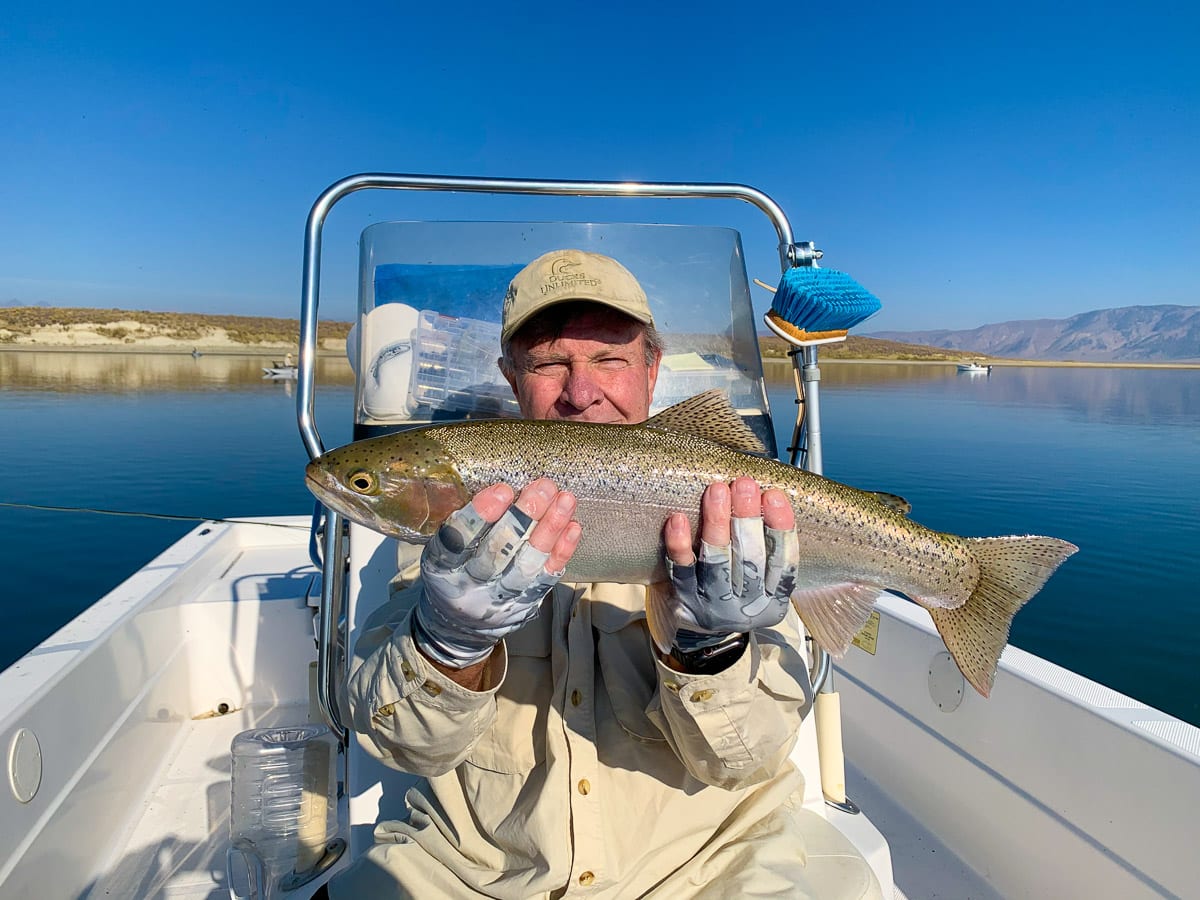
[1,352,1196,726]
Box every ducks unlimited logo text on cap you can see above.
[501,249,654,344]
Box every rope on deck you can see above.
[0,501,310,529]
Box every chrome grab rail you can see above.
[296,173,830,739]
[790,345,832,697]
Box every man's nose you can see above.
[561,366,601,409]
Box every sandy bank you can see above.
[5,324,1196,369]
[761,357,1200,371]
[0,322,346,356]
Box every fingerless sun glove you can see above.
[666,515,800,653]
[414,500,563,668]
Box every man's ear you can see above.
[646,347,662,402]
[498,355,519,397]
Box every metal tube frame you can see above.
[296,173,832,739]
[791,347,833,696]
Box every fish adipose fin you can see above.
[866,491,912,515]
[646,390,767,455]
[789,582,883,658]
[931,535,1078,698]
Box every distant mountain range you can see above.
[866,305,1200,362]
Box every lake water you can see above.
[1,351,1197,726]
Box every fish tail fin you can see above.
[931,535,1078,698]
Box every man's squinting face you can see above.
[505,309,661,424]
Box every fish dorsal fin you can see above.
[646,390,767,454]
[868,491,912,515]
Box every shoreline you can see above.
[761,356,1200,371]
[4,345,1198,369]
[0,344,347,358]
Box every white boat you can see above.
[263,354,298,378]
[956,360,992,374]
[1,174,1196,899]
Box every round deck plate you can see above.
[9,727,43,803]
[928,651,965,713]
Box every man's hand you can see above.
[662,477,799,655]
[414,478,582,669]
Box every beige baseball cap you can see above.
[501,249,654,345]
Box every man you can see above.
[323,250,882,898]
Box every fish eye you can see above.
[348,470,378,494]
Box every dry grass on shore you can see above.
[758,334,1200,368]
[4,307,1195,368]
[0,307,350,350]
[759,334,981,362]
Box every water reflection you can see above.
[0,351,355,393]
[958,365,1200,427]
[763,359,961,388]
[764,361,1200,428]
[5,353,1193,428]
[2,351,1197,723]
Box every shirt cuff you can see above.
[380,611,508,712]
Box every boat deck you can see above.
[57,520,970,900]
[0,520,342,899]
[846,762,998,900]
[88,702,329,899]
[6,517,1195,897]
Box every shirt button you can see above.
[375,703,395,717]
[663,681,680,693]
[421,680,443,697]
[571,689,582,706]
[690,689,715,702]
[577,778,591,795]
[578,871,595,886]
[400,661,419,682]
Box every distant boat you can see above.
[263,352,297,379]
[957,360,992,374]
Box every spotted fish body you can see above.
[305,391,1077,696]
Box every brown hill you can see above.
[759,333,987,361]
[866,304,1200,362]
[0,307,350,349]
[2,306,958,362]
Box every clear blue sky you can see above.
[1,1,1195,331]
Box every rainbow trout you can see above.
[305,390,1077,696]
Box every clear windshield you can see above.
[353,221,775,454]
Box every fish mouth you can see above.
[303,468,373,527]
[303,466,425,543]
[303,466,340,507]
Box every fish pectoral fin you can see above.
[644,582,678,654]
[790,583,882,658]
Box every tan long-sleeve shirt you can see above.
[335,574,880,899]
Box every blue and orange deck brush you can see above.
[761,266,882,346]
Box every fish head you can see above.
[304,430,470,542]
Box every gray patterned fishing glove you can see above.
[413,500,563,668]
[667,516,800,653]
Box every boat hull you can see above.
[1,521,1197,896]
[836,591,1199,898]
